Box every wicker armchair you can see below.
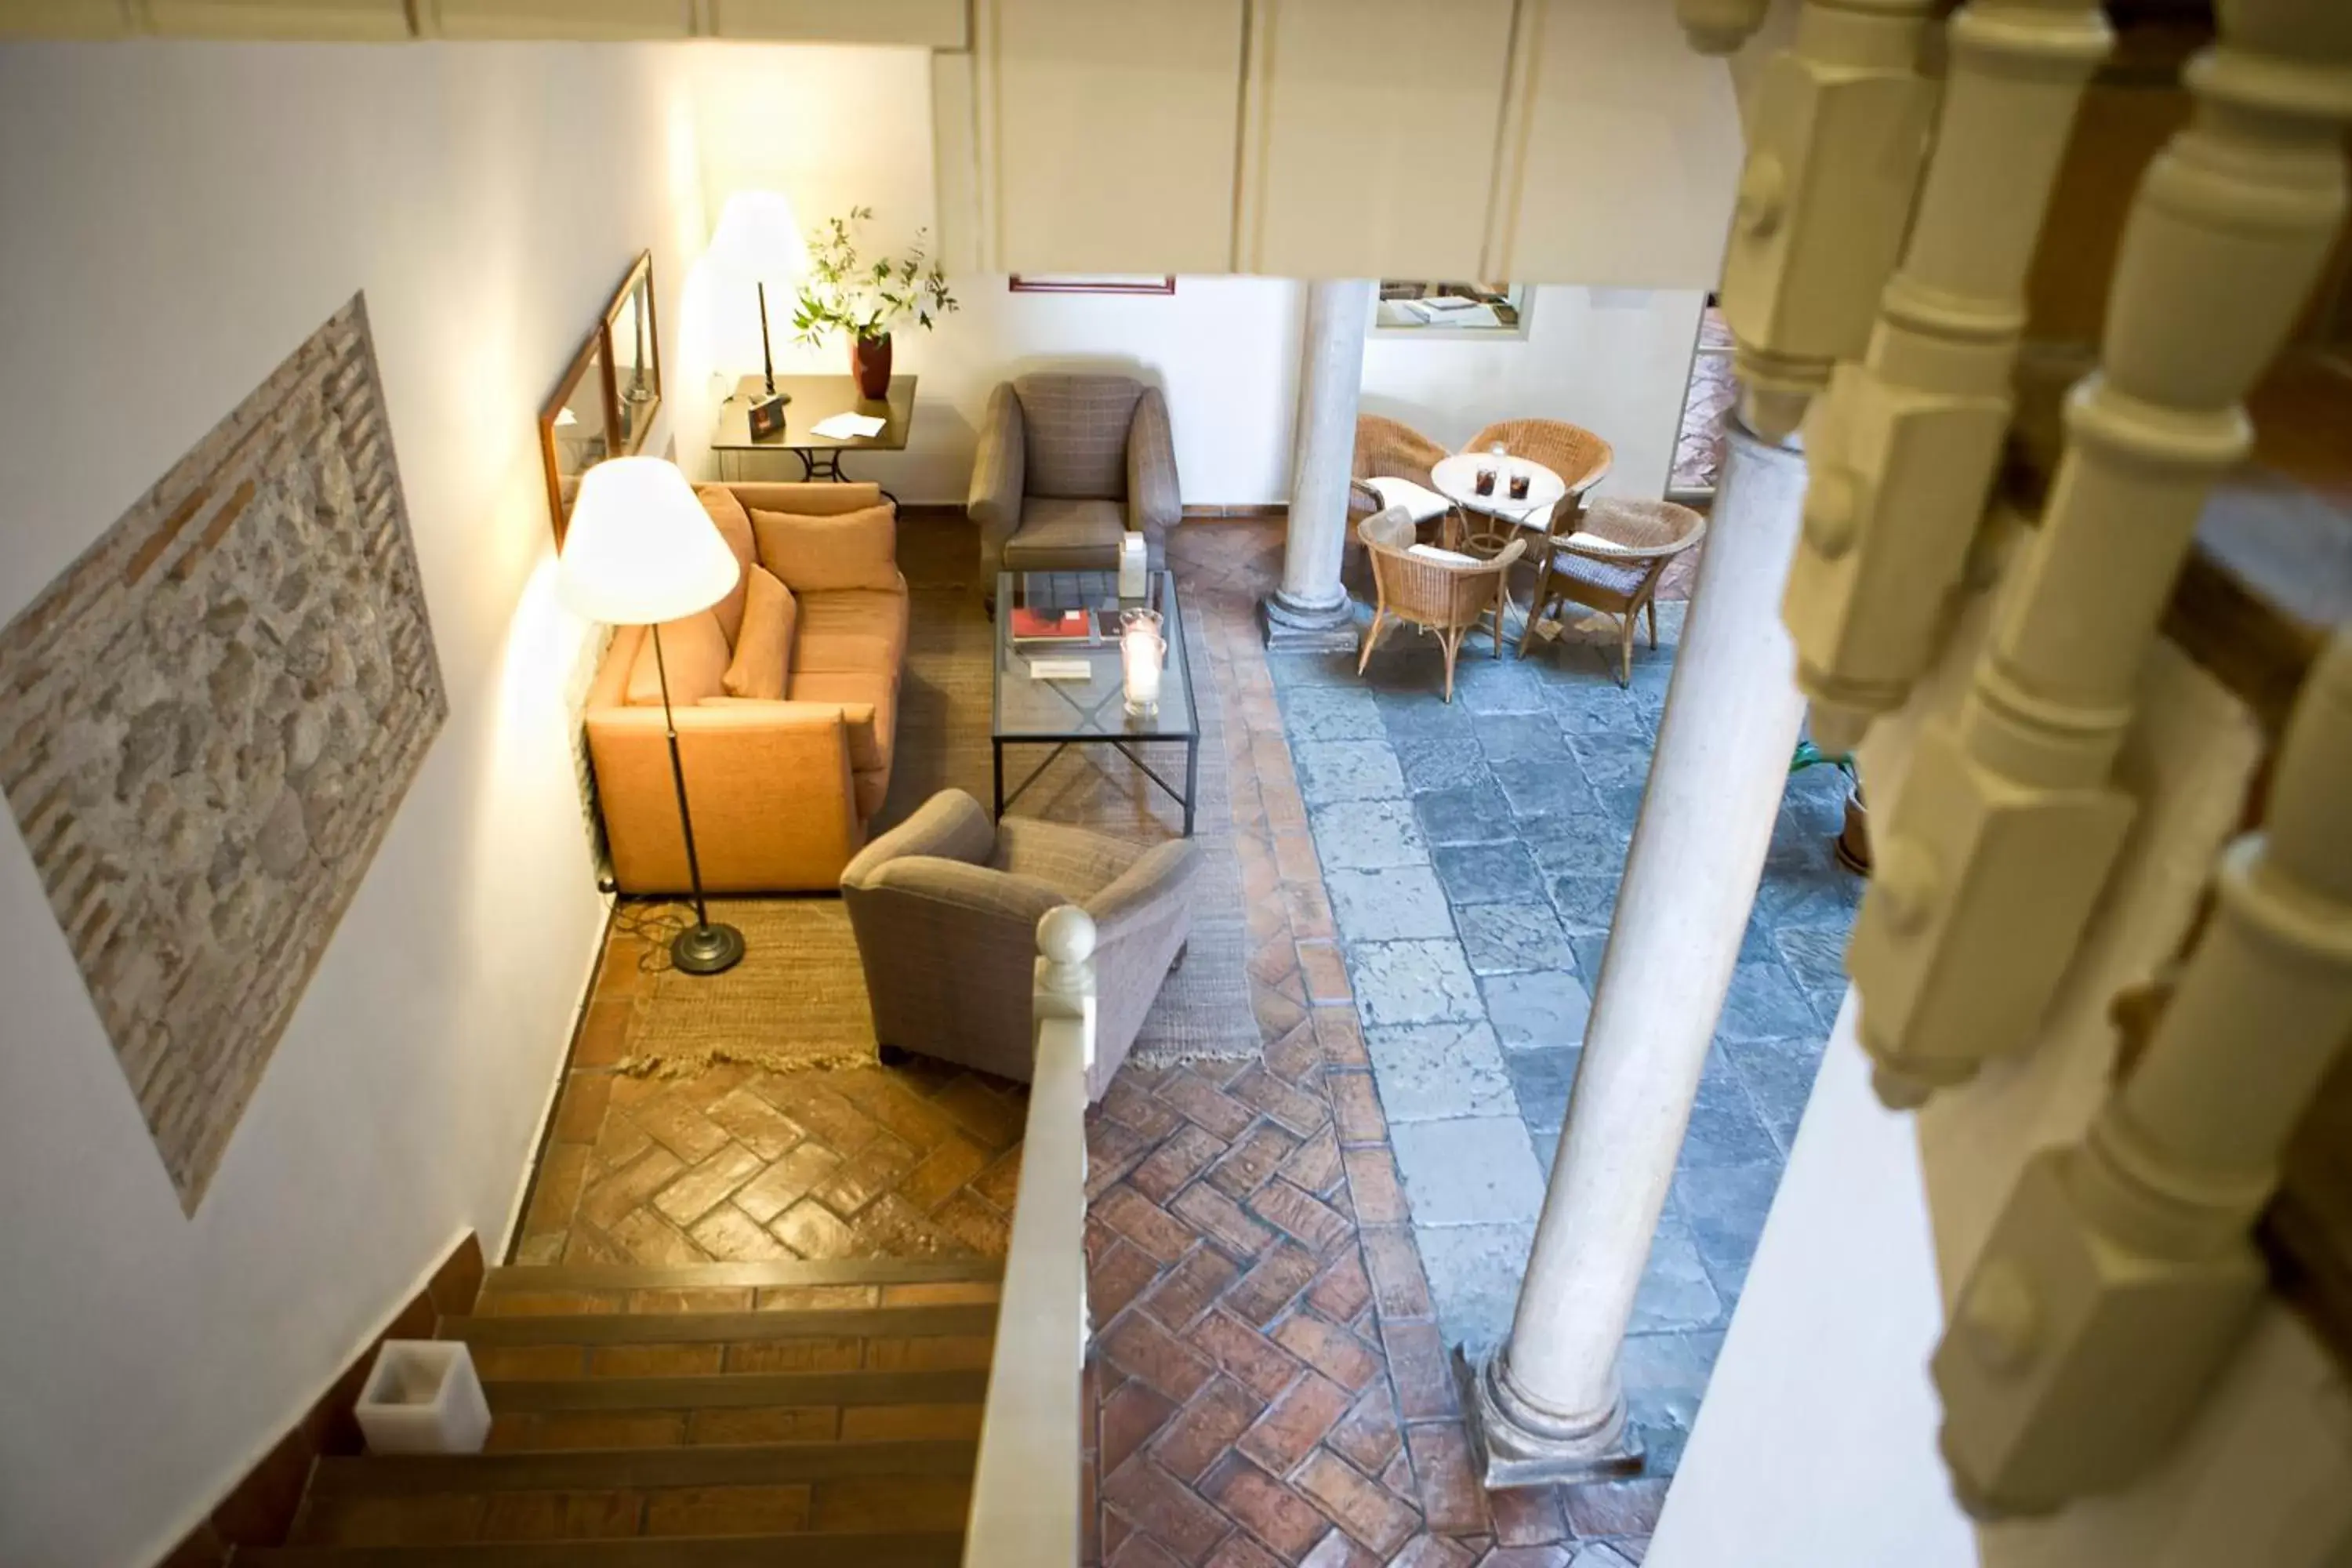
[1348,414,1451,528]
[1523,498,1708,684]
[1358,506,1527,702]
[1459,417,1614,559]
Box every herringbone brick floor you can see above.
[515,516,1660,1566]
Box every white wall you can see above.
[681,45,1708,507]
[1644,1004,1978,1568]
[0,41,710,1567]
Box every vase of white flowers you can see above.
[790,206,957,401]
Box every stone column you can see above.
[1464,417,1811,1485]
[1263,278,1377,651]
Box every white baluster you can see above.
[1935,626,2352,1516]
[1849,0,2352,1106]
[1679,0,1774,54]
[1716,0,1942,437]
[1784,0,2113,752]
[1034,903,1098,1072]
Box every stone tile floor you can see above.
[1269,583,1860,1478]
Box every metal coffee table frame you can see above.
[990,570,1201,836]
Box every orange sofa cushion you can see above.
[695,484,758,644]
[793,588,909,677]
[724,566,795,699]
[752,503,900,593]
[625,609,731,706]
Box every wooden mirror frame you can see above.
[539,327,614,548]
[604,250,662,461]
[540,250,663,545]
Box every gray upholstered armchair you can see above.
[967,372,1181,601]
[839,789,1199,1099]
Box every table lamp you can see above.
[557,456,746,976]
[708,191,811,401]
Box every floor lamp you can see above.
[709,191,811,401]
[558,456,746,976]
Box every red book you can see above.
[1010,607,1095,643]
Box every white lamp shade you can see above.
[557,457,741,626]
[709,191,811,289]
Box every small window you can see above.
[1374,281,1530,336]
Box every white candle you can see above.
[1122,626,1163,713]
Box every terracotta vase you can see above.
[851,332,893,401]
[1835,782,1872,877]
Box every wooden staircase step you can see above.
[485,1367,989,1412]
[479,1257,1002,1295]
[442,1302,996,1347]
[239,1531,966,1566]
[307,1439,977,1497]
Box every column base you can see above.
[1260,590,1359,653]
[1455,1343,1646,1489]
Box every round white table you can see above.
[1430,452,1566,554]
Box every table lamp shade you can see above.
[557,457,741,626]
[709,191,811,289]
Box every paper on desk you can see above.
[809,412,887,439]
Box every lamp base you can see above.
[671,920,746,977]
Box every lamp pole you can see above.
[649,623,744,975]
[757,279,778,397]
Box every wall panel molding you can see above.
[1,0,963,40]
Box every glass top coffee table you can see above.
[993,569,1200,835]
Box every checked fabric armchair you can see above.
[968,372,1181,602]
[839,789,1199,1100]
[1358,506,1526,703]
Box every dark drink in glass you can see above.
[1475,467,1496,496]
[1508,472,1531,501]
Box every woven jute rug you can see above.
[619,570,1258,1077]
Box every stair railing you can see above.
[963,905,1094,1567]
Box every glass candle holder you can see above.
[1122,623,1165,715]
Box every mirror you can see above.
[539,330,612,545]
[606,251,661,457]
[540,251,664,543]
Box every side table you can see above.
[712,374,916,503]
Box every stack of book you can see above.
[1009,606,1101,648]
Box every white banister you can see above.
[1783,0,2113,750]
[1712,0,1941,436]
[1846,0,2352,1107]
[1934,626,2352,1516]
[963,905,1095,1568]
[1678,0,1773,55]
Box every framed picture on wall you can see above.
[1008,274,1177,296]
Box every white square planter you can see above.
[355,1340,492,1455]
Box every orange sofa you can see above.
[583,481,908,894]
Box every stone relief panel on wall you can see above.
[0,294,446,1212]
